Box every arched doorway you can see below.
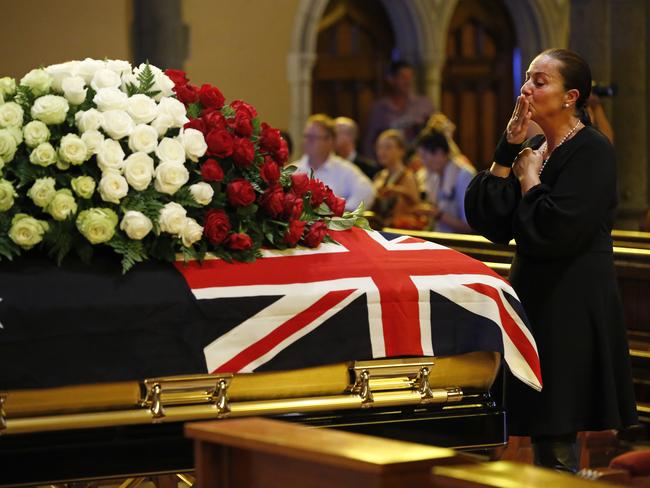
[441,0,516,170]
[311,0,395,144]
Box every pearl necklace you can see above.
[538,120,581,175]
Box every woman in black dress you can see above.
[465,48,637,472]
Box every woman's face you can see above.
[520,54,570,122]
[376,136,404,167]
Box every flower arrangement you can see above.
[0,58,366,272]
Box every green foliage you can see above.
[221,105,235,118]
[43,218,75,265]
[124,63,161,98]
[173,187,204,209]
[107,233,148,274]
[187,103,202,119]
[121,188,165,222]
[14,85,35,113]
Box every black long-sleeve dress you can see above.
[465,126,637,437]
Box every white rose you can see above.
[45,61,79,92]
[96,139,125,172]
[98,170,129,204]
[59,133,88,165]
[154,161,189,195]
[0,102,24,128]
[76,207,118,244]
[0,129,17,162]
[9,214,49,249]
[93,87,128,111]
[7,126,22,145]
[105,59,132,77]
[158,201,187,234]
[56,159,70,171]
[23,120,50,147]
[150,113,174,137]
[71,175,96,199]
[120,210,153,240]
[75,58,106,83]
[189,182,214,205]
[90,68,122,91]
[124,152,154,191]
[0,77,16,97]
[0,155,4,172]
[75,108,104,133]
[128,123,158,153]
[157,96,188,127]
[0,179,17,211]
[181,217,203,247]
[20,68,52,96]
[29,142,57,167]
[179,128,207,162]
[101,109,134,140]
[61,76,87,105]
[47,189,78,221]
[30,95,69,125]
[126,94,158,124]
[81,130,105,154]
[27,177,56,207]
[155,137,186,164]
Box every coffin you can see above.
[0,229,537,485]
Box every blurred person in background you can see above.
[334,116,379,179]
[292,114,375,212]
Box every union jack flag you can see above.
[176,228,542,391]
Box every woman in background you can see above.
[371,129,422,228]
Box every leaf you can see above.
[121,188,165,222]
[326,217,355,231]
[172,187,204,209]
[354,216,372,230]
[14,85,35,112]
[236,203,258,218]
[43,219,75,265]
[107,233,148,274]
[221,106,235,118]
[187,103,202,119]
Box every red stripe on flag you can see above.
[464,283,542,387]
[212,289,356,373]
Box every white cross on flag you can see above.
[176,228,542,391]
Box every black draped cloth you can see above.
[465,126,637,436]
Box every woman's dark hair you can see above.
[388,60,413,77]
[542,48,593,125]
[416,130,449,154]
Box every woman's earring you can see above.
[563,103,569,108]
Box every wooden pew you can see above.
[384,228,650,419]
[185,417,474,488]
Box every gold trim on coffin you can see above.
[1,351,500,435]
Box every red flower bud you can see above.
[174,83,199,104]
[260,185,285,218]
[206,128,234,158]
[199,84,225,109]
[290,173,309,197]
[204,209,231,245]
[232,137,255,168]
[226,179,256,207]
[303,221,328,248]
[260,157,280,184]
[200,159,224,182]
[284,220,306,246]
[165,69,189,86]
[227,232,254,251]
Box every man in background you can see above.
[292,114,375,212]
[334,116,379,179]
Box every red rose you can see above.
[226,179,256,207]
[184,118,206,134]
[227,232,254,251]
[232,137,255,168]
[274,137,289,164]
[282,192,303,220]
[174,83,199,104]
[230,100,258,118]
[204,111,227,131]
[284,220,306,246]
[290,173,309,197]
[204,209,231,245]
[206,128,234,158]
[326,192,346,217]
[303,221,328,248]
[308,179,328,207]
[260,185,285,217]
[200,159,224,182]
[260,157,280,184]
[229,111,253,137]
[164,69,188,86]
[259,123,283,154]
[199,84,225,109]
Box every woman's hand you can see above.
[512,147,543,194]
[506,95,532,144]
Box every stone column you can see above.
[132,0,188,70]
[609,0,648,227]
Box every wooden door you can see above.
[311,0,395,141]
[442,0,515,170]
